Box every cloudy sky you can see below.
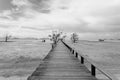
[0,0,120,39]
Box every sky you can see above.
[0,0,120,39]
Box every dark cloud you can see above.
[29,0,51,13]
[0,0,15,11]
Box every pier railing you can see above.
[62,40,118,80]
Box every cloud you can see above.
[11,0,32,7]
[0,0,120,38]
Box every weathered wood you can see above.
[81,56,84,64]
[91,65,96,76]
[75,52,78,58]
[62,40,119,80]
[27,41,98,80]
[72,50,74,54]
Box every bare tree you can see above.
[71,33,79,43]
[5,34,12,42]
[48,32,61,44]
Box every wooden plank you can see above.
[27,41,98,80]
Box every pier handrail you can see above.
[62,40,118,80]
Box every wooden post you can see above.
[81,56,84,64]
[91,65,96,76]
[70,48,72,52]
[72,50,74,54]
[76,52,78,58]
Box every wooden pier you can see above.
[27,40,118,80]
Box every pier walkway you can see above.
[28,41,98,80]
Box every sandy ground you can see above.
[0,39,51,80]
[65,40,120,80]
